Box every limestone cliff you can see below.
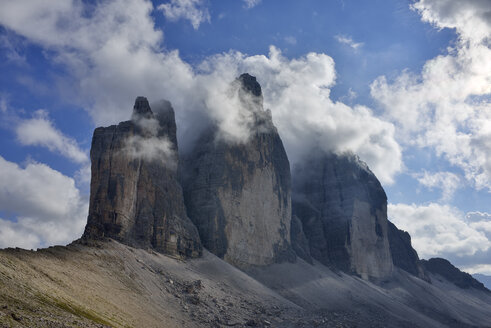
[292,153,393,280]
[82,97,202,258]
[182,74,295,269]
[387,221,429,281]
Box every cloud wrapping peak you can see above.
[0,0,403,185]
[158,0,210,29]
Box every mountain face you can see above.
[182,74,295,269]
[3,75,491,328]
[387,221,429,281]
[82,97,202,259]
[422,258,490,293]
[292,153,393,280]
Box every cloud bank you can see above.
[0,0,402,185]
[0,156,88,249]
[371,0,491,191]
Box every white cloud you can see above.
[388,203,491,259]
[466,211,491,238]
[371,0,491,191]
[284,36,297,45]
[0,156,88,249]
[411,0,491,44]
[157,0,210,29]
[0,0,402,186]
[335,35,364,50]
[414,171,461,201]
[235,47,402,183]
[122,116,178,167]
[243,0,262,9]
[16,110,88,164]
[463,264,491,276]
[0,32,26,65]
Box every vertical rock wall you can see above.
[82,97,202,258]
[293,153,393,280]
[183,74,295,269]
[387,221,429,281]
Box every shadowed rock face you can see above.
[292,153,393,280]
[290,215,313,264]
[183,74,295,269]
[422,258,490,292]
[387,221,429,281]
[82,97,202,258]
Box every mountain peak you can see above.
[132,96,153,119]
[238,73,262,97]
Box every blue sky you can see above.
[0,0,490,275]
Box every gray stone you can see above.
[182,74,295,269]
[387,220,429,281]
[290,215,313,264]
[422,258,490,292]
[82,97,202,258]
[292,152,393,280]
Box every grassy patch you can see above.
[37,294,113,327]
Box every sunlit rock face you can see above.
[292,153,393,280]
[182,74,295,269]
[387,221,429,281]
[82,97,202,258]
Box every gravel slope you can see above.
[1,240,490,328]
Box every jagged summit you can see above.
[238,73,262,97]
[132,96,153,119]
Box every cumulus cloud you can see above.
[0,156,88,249]
[234,47,401,183]
[335,35,364,50]
[157,0,210,29]
[243,0,262,9]
[16,110,88,164]
[371,0,491,191]
[411,0,491,44]
[0,0,403,184]
[414,171,461,201]
[0,0,402,186]
[388,203,491,259]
